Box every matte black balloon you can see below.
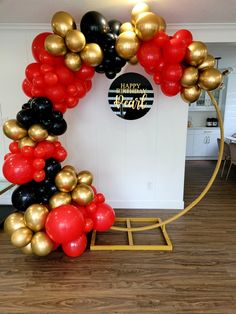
[80,11,110,43]
[108,19,122,35]
[105,71,116,79]
[16,109,36,129]
[11,182,38,211]
[95,64,105,73]
[48,119,67,135]
[31,97,53,116]
[44,158,61,179]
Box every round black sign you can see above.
[108,72,154,120]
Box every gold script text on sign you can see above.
[114,93,147,110]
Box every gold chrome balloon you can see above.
[11,227,33,248]
[198,68,223,91]
[24,204,49,232]
[80,43,103,67]
[46,134,58,142]
[65,52,82,71]
[31,232,53,256]
[21,242,33,255]
[28,124,48,142]
[3,119,27,140]
[62,165,77,175]
[198,54,216,71]
[18,136,36,149]
[115,31,140,60]
[55,170,77,192]
[49,192,72,209]
[135,12,165,41]
[45,34,67,56]
[184,41,208,67]
[129,55,138,65]
[77,170,93,186]
[181,85,201,103]
[131,2,150,25]
[4,212,25,236]
[65,30,86,52]
[72,184,94,206]
[119,22,134,33]
[181,67,199,88]
[51,11,76,38]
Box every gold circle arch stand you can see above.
[110,91,224,232]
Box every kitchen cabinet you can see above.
[189,89,221,112]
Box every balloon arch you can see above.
[2,3,224,257]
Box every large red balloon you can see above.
[174,29,193,47]
[162,64,183,82]
[31,32,52,62]
[62,233,87,257]
[45,205,85,244]
[163,38,186,63]
[152,31,169,47]
[91,203,115,231]
[137,42,162,69]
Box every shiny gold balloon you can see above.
[198,54,216,71]
[65,52,82,71]
[46,134,58,142]
[129,55,138,65]
[21,242,33,255]
[3,119,27,140]
[131,2,150,25]
[45,34,67,56]
[115,31,140,60]
[4,212,25,236]
[11,227,33,248]
[28,124,48,142]
[80,43,103,67]
[51,11,76,38]
[119,22,134,33]
[18,136,36,149]
[181,85,201,103]
[24,204,49,232]
[77,170,93,186]
[62,165,77,174]
[181,67,199,87]
[49,192,72,209]
[72,184,94,206]
[198,68,223,91]
[31,232,53,256]
[135,12,165,41]
[65,30,86,52]
[185,41,208,67]
[55,170,77,192]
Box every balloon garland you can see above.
[2,3,223,258]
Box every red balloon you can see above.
[65,95,79,109]
[74,80,87,98]
[91,203,115,231]
[75,64,95,80]
[33,76,45,89]
[31,32,52,62]
[155,59,166,72]
[33,170,45,182]
[163,38,186,63]
[53,147,67,162]
[22,79,33,97]
[95,193,105,204]
[85,80,92,92]
[174,29,193,47]
[21,146,35,158]
[3,153,34,184]
[45,205,85,244]
[32,158,45,170]
[62,233,87,257]
[137,42,162,68]
[56,65,74,85]
[86,202,97,215]
[161,81,181,96]
[153,72,162,85]
[31,86,44,97]
[53,102,67,114]
[44,72,58,86]
[66,84,78,97]
[162,63,183,82]
[34,141,55,159]
[84,218,94,233]
[46,84,66,102]
[40,64,54,74]
[25,63,41,81]
[9,142,20,154]
[39,50,57,65]
[91,185,97,195]
[152,31,169,47]
[4,153,12,161]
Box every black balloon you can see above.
[37,178,58,203]
[48,119,67,135]
[39,117,53,129]
[52,111,63,121]
[105,71,116,79]
[108,19,122,35]
[100,33,116,49]
[95,64,105,74]
[16,109,36,129]
[31,97,53,116]
[44,158,61,179]
[22,103,31,110]
[11,181,38,211]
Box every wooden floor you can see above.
[0,161,236,314]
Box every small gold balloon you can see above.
[131,2,150,25]
[49,192,72,209]
[28,124,48,142]
[135,12,165,41]
[3,119,27,140]
[45,34,67,56]
[4,212,25,236]
[77,170,93,186]
[55,170,77,192]
[62,165,77,174]
[21,242,33,255]
[65,30,86,52]
[198,54,216,71]
[115,31,140,60]
[31,232,53,256]
[181,85,201,103]
[11,227,33,248]
[185,41,208,67]
[46,134,58,142]
[198,68,223,91]
[18,136,36,149]
[65,52,82,71]
[72,184,94,206]
[51,11,76,37]
[80,43,103,67]
[119,22,134,33]
[24,204,49,232]
[129,54,138,65]
[181,67,199,87]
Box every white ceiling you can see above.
[0,0,236,24]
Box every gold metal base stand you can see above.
[90,217,173,251]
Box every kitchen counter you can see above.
[188,127,220,130]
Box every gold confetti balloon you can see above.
[28,124,48,142]
[51,11,76,38]
[181,85,201,103]
[80,43,103,67]
[185,41,208,67]
[4,212,26,236]
[45,34,67,56]
[115,31,140,60]
[65,30,86,52]
[11,227,33,248]
[198,68,223,91]
[131,2,150,25]
[24,204,49,232]
[181,67,199,88]
[3,119,27,140]
[77,170,93,186]
[65,52,82,71]
[31,232,53,256]
[49,192,72,209]
[55,170,77,192]
[198,54,216,71]
[72,184,94,206]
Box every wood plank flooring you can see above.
[0,161,236,314]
